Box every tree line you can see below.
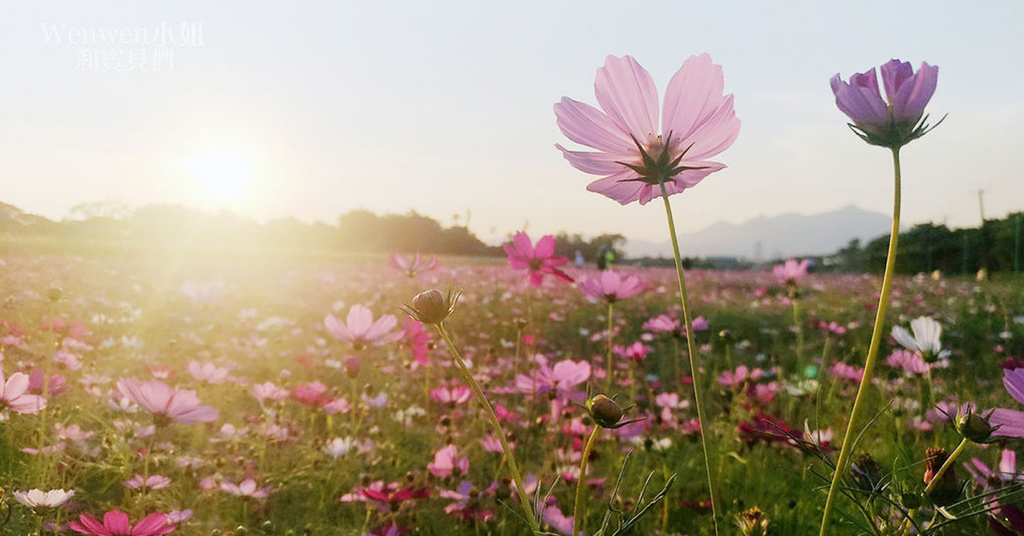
[829,212,1024,275]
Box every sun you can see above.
[181,150,256,208]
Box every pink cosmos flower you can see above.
[186,361,231,384]
[643,314,680,334]
[220,478,272,499]
[540,498,576,536]
[116,378,219,425]
[554,54,739,205]
[292,381,329,406]
[123,475,171,490]
[68,510,175,536]
[324,305,401,349]
[427,444,469,478]
[830,362,864,383]
[252,382,289,403]
[515,358,591,396]
[429,386,472,404]
[389,253,438,277]
[830,59,940,148]
[613,341,651,361]
[0,366,47,414]
[399,319,430,365]
[773,259,809,285]
[503,232,572,287]
[578,270,644,302]
[885,349,929,376]
[29,369,68,396]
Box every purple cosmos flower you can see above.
[555,54,740,205]
[830,59,941,148]
[990,367,1024,438]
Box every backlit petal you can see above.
[595,55,659,138]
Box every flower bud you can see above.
[47,286,63,302]
[736,506,770,536]
[587,395,624,429]
[955,410,995,443]
[404,289,460,325]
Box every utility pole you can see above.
[974,189,988,275]
[975,189,987,223]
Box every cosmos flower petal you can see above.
[595,55,660,138]
[131,513,170,535]
[164,390,202,417]
[555,144,630,176]
[662,54,726,142]
[1004,368,1024,407]
[890,326,918,353]
[990,408,1024,438]
[554,97,635,153]
[363,315,401,344]
[585,169,651,205]
[324,313,353,342]
[892,62,938,123]
[512,231,534,257]
[4,372,30,399]
[879,59,915,104]
[830,71,888,126]
[69,514,111,535]
[7,393,46,413]
[502,243,531,270]
[103,511,132,533]
[533,235,557,259]
[345,305,374,337]
[679,94,741,160]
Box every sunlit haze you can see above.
[2,1,1022,246]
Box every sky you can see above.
[2,1,1023,246]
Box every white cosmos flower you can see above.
[13,489,75,508]
[891,316,948,360]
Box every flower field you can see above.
[1,246,1022,535]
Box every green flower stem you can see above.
[923,437,968,496]
[659,181,720,536]
[819,147,903,536]
[605,301,615,392]
[793,296,804,368]
[434,322,541,535]
[572,425,600,536]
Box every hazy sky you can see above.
[2,1,1022,245]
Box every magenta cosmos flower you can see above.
[578,269,644,302]
[69,510,175,536]
[324,305,402,349]
[830,59,940,148]
[554,54,740,205]
[116,378,219,425]
[503,231,572,287]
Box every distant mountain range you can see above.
[625,205,891,259]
